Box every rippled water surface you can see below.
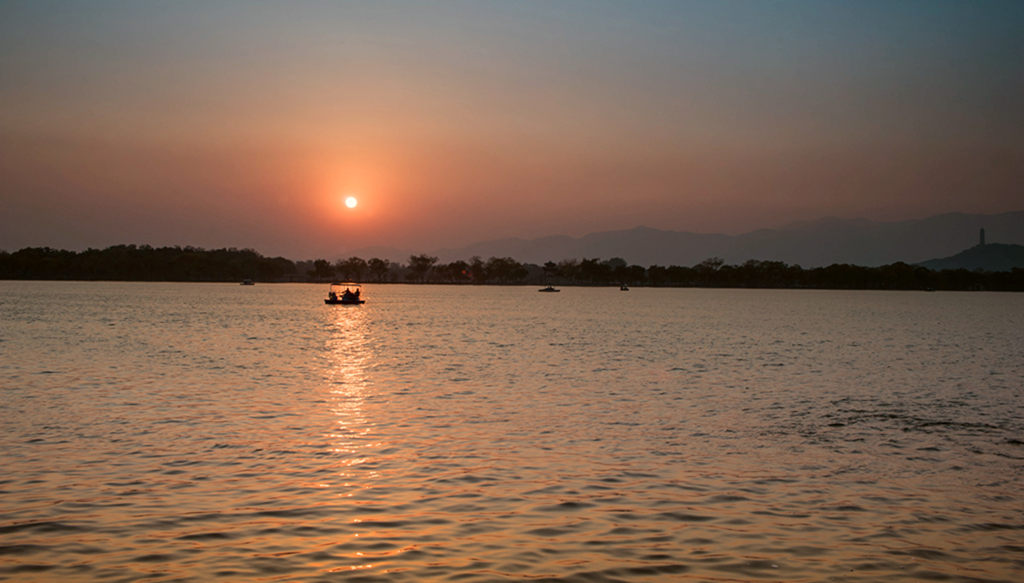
[2,281,1022,582]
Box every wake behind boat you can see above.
[325,282,365,305]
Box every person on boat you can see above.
[353,289,360,299]
[328,291,338,301]
[342,288,354,301]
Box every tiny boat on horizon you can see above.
[538,286,560,292]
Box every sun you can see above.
[344,196,358,209]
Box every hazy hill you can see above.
[918,244,1024,272]
[424,211,1024,267]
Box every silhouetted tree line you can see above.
[1,246,1021,291]
[0,245,296,282]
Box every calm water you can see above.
[1,281,1022,582]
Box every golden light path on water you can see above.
[324,303,378,573]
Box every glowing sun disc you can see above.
[345,196,358,209]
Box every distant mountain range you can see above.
[343,211,1024,269]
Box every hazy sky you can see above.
[2,1,1021,259]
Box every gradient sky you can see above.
[2,1,1021,259]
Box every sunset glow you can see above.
[0,1,1020,260]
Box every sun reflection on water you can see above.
[324,302,374,470]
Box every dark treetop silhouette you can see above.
[1,245,1022,291]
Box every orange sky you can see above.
[2,1,1021,259]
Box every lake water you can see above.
[1,281,1022,582]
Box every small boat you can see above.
[241,279,255,285]
[538,286,560,292]
[325,282,365,305]
[620,284,629,291]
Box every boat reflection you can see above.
[324,302,375,475]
